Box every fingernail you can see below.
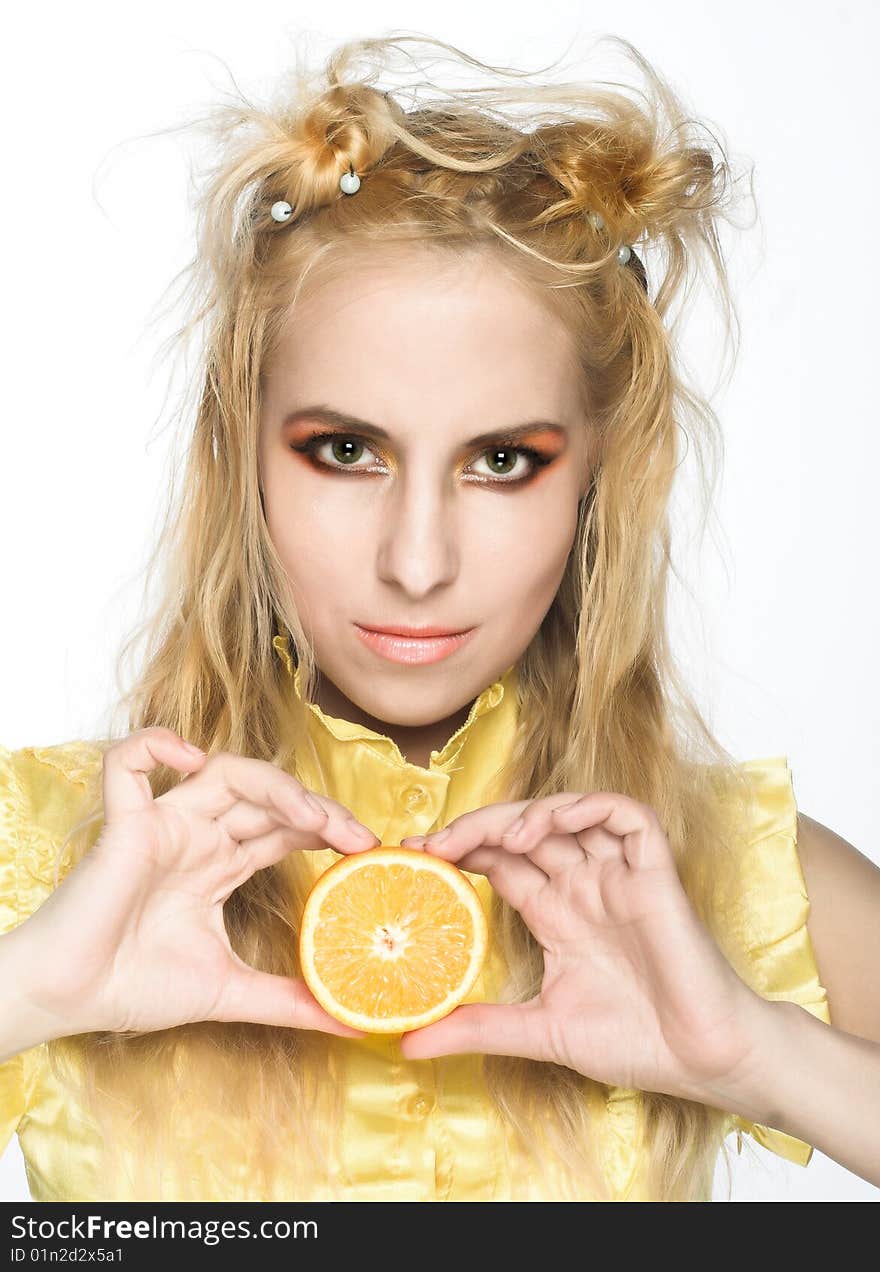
[303,792,326,815]
[182,740,205,755]
[429,827,451,844]
[501,816,525,838]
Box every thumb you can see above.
[400,1000,547,1062]
[212,961,367,1039]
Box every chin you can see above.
[354,679,474,728]
[367,694,461,729]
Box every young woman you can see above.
[1,32,877,1203]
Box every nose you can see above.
[375,473,459,598]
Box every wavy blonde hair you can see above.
[47,30,764,1201]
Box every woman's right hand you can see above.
[12,728,381,1041]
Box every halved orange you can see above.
[299,846,488,1033]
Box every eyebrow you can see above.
[282,405,568,450]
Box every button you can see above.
[403,785,428,809]
[412,1094,434,1115]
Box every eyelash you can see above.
[290,431,554,487]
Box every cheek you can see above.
[467,495,577,600]
[265,484,368,599]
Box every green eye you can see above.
[482,448,519,476]
[329,439,366,465]
[293,431,553,486]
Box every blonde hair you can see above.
[48,30,762,1200]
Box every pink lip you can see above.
[354,623,476,665]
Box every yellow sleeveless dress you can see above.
[0,637,831,1200]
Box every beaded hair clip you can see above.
[271,164,635,267]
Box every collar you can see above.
[272,629,518,772]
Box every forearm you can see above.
[704,998,880,1187]
[0,926,72,1064]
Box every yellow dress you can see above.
[0,635,831,1201]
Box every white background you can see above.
[1,0,877,1201]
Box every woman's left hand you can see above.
[398,793,769,1104]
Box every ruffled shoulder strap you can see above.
[0,741,105,1158]
[719,755,831,1166]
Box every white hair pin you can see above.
[589,211,633,267]
[270,163,361,223]
[271,178,634,268]
[339,164,361,194]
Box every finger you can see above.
[549,794,672,870]
[565,825,627,867]
[454,845,549,919]
[416,795,579,864]
[495,796,605,863]
[208,826,322,901]
[400,1000,549,1062]
[169,752,309,820]
[166,752,379,854]
[214,793,326,843]
[265,784,379,855]
[211,957,368,1037]
[524,834,588,878]
[102,728,207,823]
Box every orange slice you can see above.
[299,846,488,1033]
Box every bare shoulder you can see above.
[796,811,880,1043]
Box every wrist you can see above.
[692,994,806,1127]
[0,925,81,1062]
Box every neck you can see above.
[313,673,472,769]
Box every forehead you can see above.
[262,248,584,420]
